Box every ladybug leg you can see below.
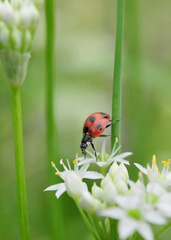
[106,119,120,128]
[99,134,111,137]
[91,142,98,161]
[83,151,87,160]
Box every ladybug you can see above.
[80,112,118,159]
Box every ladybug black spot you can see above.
[100,112,108,118]
[97,124,102,131]
[83,126,89,134]
[89,116,96,122]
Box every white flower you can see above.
[98,194,166,240]
[80,190,103,212]
[44,159,104,199]
[65,171,86,199]
[134,155,171,187]
[129,180,171,219]
[77,139,132,168]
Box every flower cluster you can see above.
[0,0,42,52]
[45,142,171,240]
[0,0,42,87]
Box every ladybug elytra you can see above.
[80,112,118,159]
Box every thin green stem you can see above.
[75,201,100,240]
[154,221,171,238]
[111,0,125,149]
[90,215,105,240]
[45,1,64,240]
[11,87,30,240]
[45,0,56,163]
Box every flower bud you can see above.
[101,174,113,189]
[19,3,39,29]
[92,183,104,202]
[1,0,15,26]
[109,162,119,179]
[103,181,117,206]
[65,171,84,200]
[0,23,9,47]
[11,28,22,50]
[80,191,102,213]
[10,0,20,9]
[109,162,129,183]
[115,178,128,194]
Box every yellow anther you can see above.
[55,172,61,176]
[152,155,156,166]
[76,153,78,158]
[152,155,158,172]
[115,137,119,143]
[138,171,143,178]
[60,159,63,164]
[162,160,170,167]
[51,161,56,167]
[73,159,77,164]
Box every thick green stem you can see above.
[11,87,30,240]
[154,221,171,238]
[45,1,64,239]
[111,0,125,149]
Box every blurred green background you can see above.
[1,0,171,239]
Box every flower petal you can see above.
[145,210,166,225]
[55,185,66,199]
[83,171,104,179]
[138,222,154,240]
[111,157,130,165]
[44,183,64,191]
[98,207,125,219]
[134,163,147,175]
[78,163,90,177]
[96,161,108,167]
[118,217,138,239]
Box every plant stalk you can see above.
[111,0,125,149]
[154,221,171,238]
[11,87,30,240]
[45,1,64,239]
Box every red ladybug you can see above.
[80,112,118,159]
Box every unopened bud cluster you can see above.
[0,0,42,87]
[0,0,41,52]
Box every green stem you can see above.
[111,0,125,150]
[45,0,56,162]
[75,201,100,240]
[11,87,30,240]
[45,1,64,240]
[154,221,171,238]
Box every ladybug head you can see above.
[80,134,92,155]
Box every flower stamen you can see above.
[73,159,77,164]
[152,155,159,173]
[55,172,61,176]
[162,160,171,168]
